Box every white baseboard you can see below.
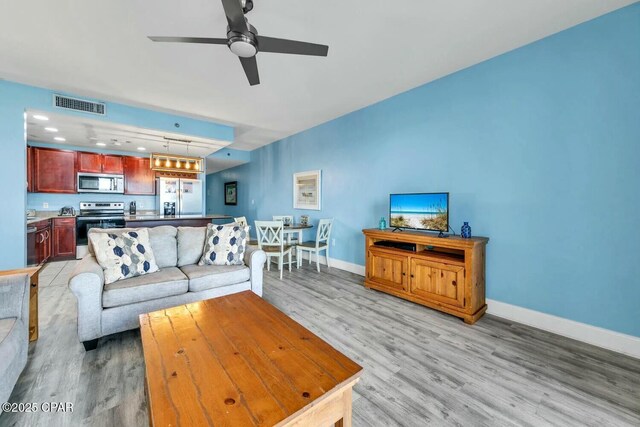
[486,299,640,359]
[307,255,640,359]
[299,252,365,276]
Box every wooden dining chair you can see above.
[235,216,258,245]
[255,220,293,280]
[272,215,299,257]
[296,219,333,272]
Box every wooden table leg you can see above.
[29,270,39,342]
[340,387,353,427]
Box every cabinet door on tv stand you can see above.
[368,249,408,292]
[410,258,465,308]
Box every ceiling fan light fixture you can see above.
[228,35,257,58]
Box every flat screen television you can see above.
[389,192,449,232]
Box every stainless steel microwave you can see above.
[77,173,125,194]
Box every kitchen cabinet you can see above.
[33,220,52,265]
[52,217,76,260]
[27,146,34,192]
[33,147,77,193]
[78,152,124,174]
[124,156,155,195]
[77,152,102,173]
[103,155,124,174]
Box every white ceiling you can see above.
[2,1,635,151]
[25,109,235,172]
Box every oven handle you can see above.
[77,216,125,220]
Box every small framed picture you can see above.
[224,181,237,206]
[293,170,321,210]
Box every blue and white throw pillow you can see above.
[89,229,159,284]
[198,223,248,266]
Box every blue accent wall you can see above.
[208,5,640,336]
[0,80,233,270]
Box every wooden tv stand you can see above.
[362,229,489,324]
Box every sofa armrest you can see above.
[0,274,29,322]
[68,256,105,341]
[245,246,266,297]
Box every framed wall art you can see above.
[293,170,321,210]
[224,181,237,205]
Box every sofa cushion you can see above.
[90,229,160,284]
[89,226,178,268]
[0,318,21,390]
[102,267,188,308]
[199,223,248,266]
[0,317,16,343]
[147,226,178,268]
[177,227,207,267]
[180,264,250,292]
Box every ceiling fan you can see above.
[148,0,329,86]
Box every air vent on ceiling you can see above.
[53,94,106,115]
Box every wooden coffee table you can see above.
[139,291,362,426]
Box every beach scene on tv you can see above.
[390,193,449,231]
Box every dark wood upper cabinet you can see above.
[77,152,103,173]
[33,147,77,193]
[27,146,34,193]
[77,152,124,174]
[124,156,155,195]
[102,155,124,174]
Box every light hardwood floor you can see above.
[2,260,639,426]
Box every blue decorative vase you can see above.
[379,217,387,230]
[461,222,472,238]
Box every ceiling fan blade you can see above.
[148,36,228,45]
[221,0,249,33]
[257,36,328,57]
[239,56,260,86]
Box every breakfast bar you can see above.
[124,214,232,228]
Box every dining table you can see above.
[283,222,314,245]
[273,223,312,268]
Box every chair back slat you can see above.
[255,220,284,249]
[316,219,333,246]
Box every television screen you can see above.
[389,193,449,232]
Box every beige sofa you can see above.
[69,225,266,350]
[0,274,29,402]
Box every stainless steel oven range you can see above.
[75,202,125,258]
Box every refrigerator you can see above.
[157,177,203,215]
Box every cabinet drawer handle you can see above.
[402,272,406,276]
[410,274,414,278]
[452,280,457,287]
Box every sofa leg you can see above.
[82,339,99,351]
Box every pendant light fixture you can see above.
[150,139,204,174]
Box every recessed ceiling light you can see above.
[54,137,66,142]
[137,147,146,151]
[96,142,106,147]
[89,137,98,140]
[44,127,58,132]
[33,115,49,121]
[113,142,122,146]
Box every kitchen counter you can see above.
[124,214,231,222]
[124,214,232,228]
[27,212,76,225]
